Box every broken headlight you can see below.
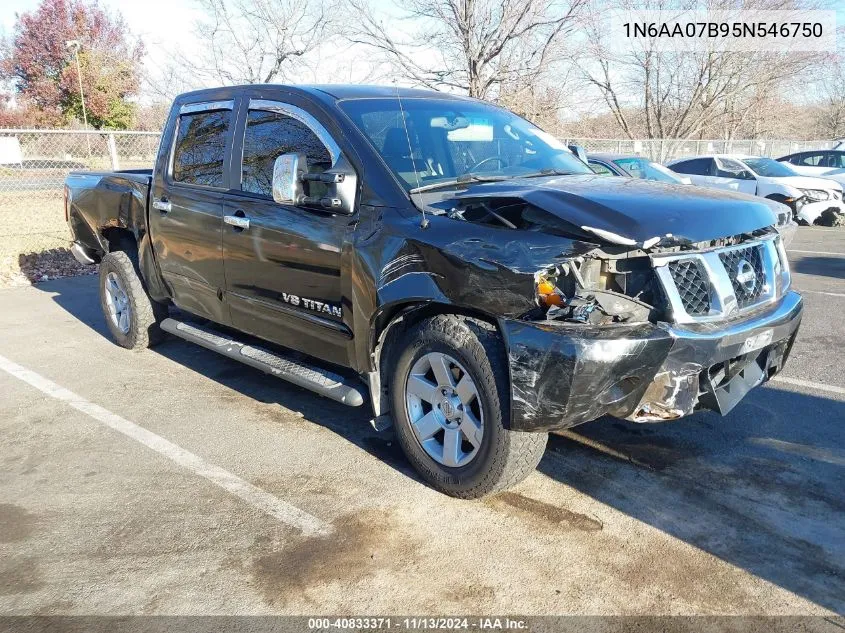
[799,188,830,202]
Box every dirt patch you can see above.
[487,492,603,532]
[1,248,96,288]
[249,508,415,607]
[0,503,38,543]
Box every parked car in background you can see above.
[587,153,692,184]
[776,150,845,187]
[667,154,844,225]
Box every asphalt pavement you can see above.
[0,227,843,616]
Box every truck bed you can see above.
[66,169,152,257]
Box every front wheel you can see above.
[388,314,547,498]
[99,250,166,350]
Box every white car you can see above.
[667,154,844,225]
[776,150,845,188]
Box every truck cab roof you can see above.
[174,84,477,106]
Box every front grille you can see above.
[667,259,711,315]
[654,237,785,324]
[719,245,765,308]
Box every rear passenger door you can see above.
[221,99,354,367]
[787,152,829,176]
[150,101,234,325]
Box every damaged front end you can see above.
[431,189,802,432]
[503,232,800,431]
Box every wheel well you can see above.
[372,302,501,378]
[101,227,137,253]
[368,302,507,421]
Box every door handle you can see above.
[224,214,250,230]
[152,198,172,213]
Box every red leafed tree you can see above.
[0,0,144,129]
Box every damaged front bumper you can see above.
[797,199,845,225]
[502,290,803,432]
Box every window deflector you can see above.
[248,99,341,166]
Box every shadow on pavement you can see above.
[792,255,845,280]
[35,274,845,614]
[539,387,845,614]
[34,275,417,482]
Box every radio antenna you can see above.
[395,82,428,229]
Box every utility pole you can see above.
[65,39,92,161]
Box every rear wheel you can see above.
[98,250,167,350]
[388,314,547,498]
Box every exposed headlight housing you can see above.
[799,188,830,202]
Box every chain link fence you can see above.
[0,130,160,285]
[0,128,836,285]
[561,138,835,163]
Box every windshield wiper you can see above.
[409,174,509,194]
[519,169,577,178]
[408,169,577,194]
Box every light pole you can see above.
[65,39,92,160]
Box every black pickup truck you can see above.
[66,84,802,498]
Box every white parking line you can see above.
[799,289,845,298]
[787,249,845,256]
[0,353,330,536]
[772,375,845,397]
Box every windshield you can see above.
[613,157,687,183]
[338,97,592,191]
[742,157,797,178]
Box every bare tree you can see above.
[346,0,587,100]
[581,0,824,154]
[184,0,337,85]
[816,57,845,138]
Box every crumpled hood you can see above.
[452,174,777,244]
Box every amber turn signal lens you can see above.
[537,280,555,295]
[537,279,564,306]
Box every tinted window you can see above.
[824,152,845,168]
[241,110,332,199]
[797,152,824,166]
[671,158,712,175]
[172,110,231,187]
[589,161,614,176]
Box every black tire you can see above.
[98,249,167,350]
[388,314,547,498]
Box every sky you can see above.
[0,0,400,91]
[1,0,843,102]
[1,0,205,75]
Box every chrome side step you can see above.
[160,318,366,407]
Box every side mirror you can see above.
[272,152,357,215]
[568,144,588,164]
[272,153,306,204]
